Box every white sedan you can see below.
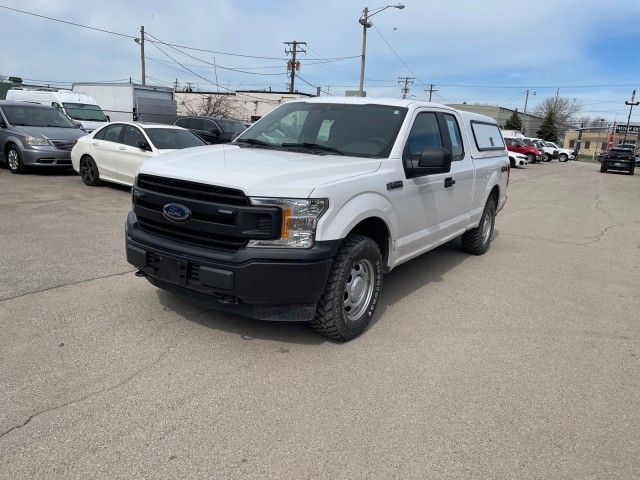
[71,122,206,187]
[508,151,528,168]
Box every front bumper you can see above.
[21,147,72,167]
[125,211,340,321]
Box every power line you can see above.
[372,25,427,87]
[148,37,282,104]
[0,4,136,38]
[294,73,333,96]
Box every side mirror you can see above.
[105,115,110,122]
[416,147,452,174]
[0,120,7,129]
[211,129,221,136]
[137,138,151,151]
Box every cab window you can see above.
[443,114,464,161]
[403,112,444,169]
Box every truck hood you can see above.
[14,125,86,141]
[138,144,382,197]
[77,120,108,132]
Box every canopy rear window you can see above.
[470,121,505,151]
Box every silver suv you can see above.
[0,100,87,174]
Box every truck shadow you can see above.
[155,236,487,345]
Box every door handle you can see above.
[444,177,456,188]
[118,146,127,150]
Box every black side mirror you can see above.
[211,129,221,136]
[105,115,110,122]
[0,121,7,129]
[416,147,452,174]
[137,138,151,151]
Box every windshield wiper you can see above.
[236,138,272,147]
[280,142,346,155]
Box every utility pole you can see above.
[522,89,535,134]
[138,25,146,85]
[425,84,438,102]
[398,76,414,99]
[173,78,179,91]
[284,41,306,93]
[623,89,639,144]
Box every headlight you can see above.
[247,197,328,248]
[24,136,51,147]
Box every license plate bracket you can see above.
[153,255,188,286]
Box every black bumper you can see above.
[125,211,340,321]
[602,160,633,171]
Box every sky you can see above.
[1,0,640,122]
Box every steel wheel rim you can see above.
[482,209,493,244]
[343,258,375,322]
[7,150,19,171]
[81,160,95,183]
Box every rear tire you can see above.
[311,234,383,341]
[600,164,606,173]
[6,145,25,174]
[80,156,101,186]
[461,197,496,255]
[510,158,515,168]
[544,153,552,162]
[630,166,635,175]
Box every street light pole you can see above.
[358,4,405,97]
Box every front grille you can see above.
[52,140,77,151]
[137,174,248,206]
[138,217,247,251]
[134,174,280,252]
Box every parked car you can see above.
[508,151,528,167]
[5,88,109,132]
[125,98,510,341]
[71,122,206,187]
[599,147,635,175]
[0,100,87,174]
[521,138,549,161]
[174,116,246,144]
[528,138,558,161]
[504,137,543,163]
[543,141,574,162]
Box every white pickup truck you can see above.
[125,98,509,340]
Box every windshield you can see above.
[236,102,408,158]
[546,142,558,148]
[2,105,76,128]
[220,119,246,134]
[521,139,535,146]
[62,102,107,122]
[144,128,206,149]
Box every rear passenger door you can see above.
[117,125,154,183]
[399,110,474,259]
[91,123,124,179]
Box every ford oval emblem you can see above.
[162,203,191,222]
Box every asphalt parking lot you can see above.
[1,161,639,479]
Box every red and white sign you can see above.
[607,122,616,150]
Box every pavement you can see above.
[0,162,638,479]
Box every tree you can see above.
[536,112,558,142]
[179,93,236,118]
[533,96,582,126]
[503,108,523,131]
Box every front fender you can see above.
[315,192,398,245]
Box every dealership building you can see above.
[562,123,640,156]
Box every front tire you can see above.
[600,164,606,173]
[311,234,383,341]
[6,145,25,174]
[526,153,535,164]
[544,153,552,162]
[80,156,101,186]
[559,153,568,162]
[461,197,496,255]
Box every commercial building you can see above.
[446,104,573,140]
[174,90,315,123]
[562,123,640,156]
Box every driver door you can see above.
[116,125,154,183]
[398,110,473,261]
